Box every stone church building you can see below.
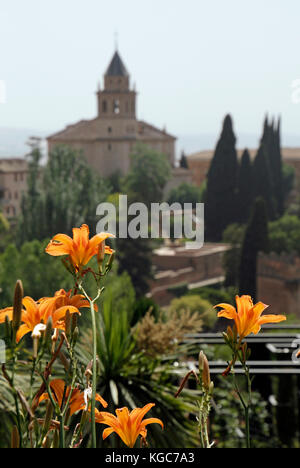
[47,51,176,177]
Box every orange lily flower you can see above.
[95,404,163,448]
[38,379,107,416]
[215,295,286,339]
[38,288,97,313]
[45,224,115,270]
[0,294,80,343]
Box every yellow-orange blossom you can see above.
[215,295,286,339]
[95,404,163,448]
[38,379,107,416]
[45,224,114,270]
[0,289,89,342]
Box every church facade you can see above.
[47,51,176,177]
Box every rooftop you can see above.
[0,158,28,172]
[188,147,300,161]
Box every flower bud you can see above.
[71,314,78,334]
[72,326,79,347]
[65,310,71,337]
[97,241,106,265]
[51,328,59,354]
[44,316,53,345]
[11,426,20,448]
[12,280,23,332]
[105,251,115,273]
[227,326,234,341]
[5,314,11,340]
[199,351,211,391]
[32,324,46,358]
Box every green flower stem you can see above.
[232,364,251,449]
[10,329,22,448]
[89,299,97,449]
[78,284,102,449]
[59,415,66,449]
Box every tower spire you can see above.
[114,31,118,51]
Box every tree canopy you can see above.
[239,198,269,301]
[17,145,111,244]
[124,143,171,206]
[167,182,202,207]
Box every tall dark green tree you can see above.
[252,141,276,220]
[239,197,269,301]
[272,118,284,215]
[254,116,284,219]
[179,151,189,169]
[237,149,253,224]
[205,114,238,241]
[17,145,111,244]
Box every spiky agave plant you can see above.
[76,289,199,448]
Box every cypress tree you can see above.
[237,149,253,224]
[252,139,276,220]
[256,116,284,218]
[239,197,269,301]
[205,114,238,241]
[271,117,284,216]
[179,151,188,169]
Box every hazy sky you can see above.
[1,0,300,148]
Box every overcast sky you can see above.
[1,0,300,149]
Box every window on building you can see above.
[102,100,107,113]
[113,99,120,114]
[108,144,112,151]
[108,127,112,133]
[14,173,18,182]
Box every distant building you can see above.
[0,158,28,218]
[187,147,300,188]
[47,51,176,178]
[257,252,300,318]
[149,243,230,306]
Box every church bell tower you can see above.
[97,51,136,119]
